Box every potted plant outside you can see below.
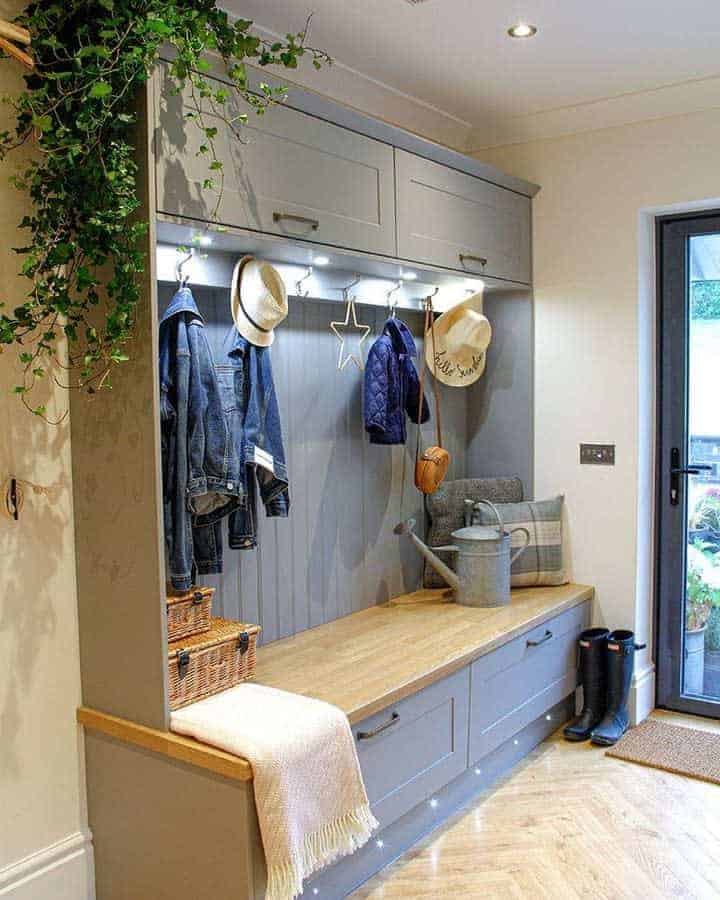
[689,489,720,553]
[685,562,714,695]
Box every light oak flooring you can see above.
[351,711,720,899]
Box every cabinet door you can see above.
[354,667,469,829]
[396,149,531,283]
[155,65,397,256]
[469,601,589,764]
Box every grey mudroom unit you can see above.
[70,52,593,900]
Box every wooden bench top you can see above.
[78,583,593,783]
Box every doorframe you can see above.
[654,208,720,718]
[633,198,720,724]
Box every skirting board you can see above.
[630,661,656,726]
[0,831,94,900]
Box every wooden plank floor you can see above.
[351,711,720,899]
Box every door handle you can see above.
[273,212,319,231]
[357,712,399,740]
[670,446,712,505]
[459,253,487,269]
[527,630,553,648]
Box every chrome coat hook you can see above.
[175,247,194,287]
[386,280,403,317]
[338,273,361,299]
[296,266,313,297]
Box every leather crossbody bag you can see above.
[414,297,450,494]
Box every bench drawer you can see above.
[469,601,590,763]
[354,668,469,829]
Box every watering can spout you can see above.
[394,519,460,591]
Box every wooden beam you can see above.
[77,706,254,782]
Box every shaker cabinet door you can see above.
[155,64,397,256]
[395,149,531,284]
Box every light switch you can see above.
[580,443,615,465]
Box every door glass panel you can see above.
[685,234,720,698]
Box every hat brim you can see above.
[230,256,276,348]
[425,292,489,386]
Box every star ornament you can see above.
[330,297,371,371]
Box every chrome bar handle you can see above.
[459,253,487,269]
[357,712,400,740]
[527,630,553,648]
[273,212,320,231]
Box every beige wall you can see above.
[0,1,92,895]
[477,108,720,710]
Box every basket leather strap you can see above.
[415,297,443,469]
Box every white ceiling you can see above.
[226,0,720,149]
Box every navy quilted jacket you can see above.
[363,317,430,445]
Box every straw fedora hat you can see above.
[230,256,288,347]
[425,292,491,387]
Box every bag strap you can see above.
[415,297,443,469]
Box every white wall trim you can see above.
[630,662,657,725]
[0,831,94,899]
[468,73,720,150]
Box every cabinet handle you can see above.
[527,630,553,648]
[459,253,487,269]
[273,212,320,231]
[357,712,400,741]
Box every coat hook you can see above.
[386,280,403,318]
[295,266,313,298]
[175,247,194,287]
[338,273,361,299]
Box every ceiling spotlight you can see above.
[402,271,418,280]
[313,255,330,266]
[508,22,537,38]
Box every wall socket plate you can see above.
[580,443,615,465]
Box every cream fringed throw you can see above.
[170,683,378,900]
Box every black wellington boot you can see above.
[563,628,610,741]
[590,630,646,747]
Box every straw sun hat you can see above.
[230,256,288,347]
[425,292,492,387]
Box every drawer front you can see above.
[354,668,469,828]
[395,149,531,283]
[156,65,397,256]
[469,601,590,763]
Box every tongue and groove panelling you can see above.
[158,283,468,643]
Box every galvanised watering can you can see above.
[395,500,530,608]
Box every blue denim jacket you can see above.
[219,330,290,549]
[159,288,243,590]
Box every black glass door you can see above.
[657,212,720,717]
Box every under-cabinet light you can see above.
[313,255,330,266]
[402,271,418,280]
[429,797,438,808]
[513,739,519,745]
[546,714,552,721]
[312,889,319,895]
[508,22,537,38]
[464,278,485,290]
[197,234,213,247]
[376,839,384,848]
[474,767,482,775]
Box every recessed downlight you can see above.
[508,22,537,38]
[402,270,418,280]
[313,255,330,266]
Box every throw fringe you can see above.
[266,803,379,900]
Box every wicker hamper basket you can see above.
[166,585,214,643]
[168,617,260,710]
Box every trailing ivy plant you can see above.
[0,2,329,419]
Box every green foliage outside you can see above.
[691,280,720,320]
[0,2,329,418]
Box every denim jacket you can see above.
[217,330,290,550]
[159,288,242,590]
[363,317,430,445]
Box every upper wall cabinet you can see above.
[395,150,532,284]
[155,65,397,257]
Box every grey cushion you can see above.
[472,496,568,587]
[424,477,524,588]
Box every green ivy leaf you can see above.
[89,81,112,99]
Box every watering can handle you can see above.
[474,499,504,536]
[509,526,531,565]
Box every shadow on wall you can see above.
[0,368,72,777]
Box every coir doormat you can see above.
[606,718,720,786]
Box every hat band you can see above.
[239,294,271,334]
